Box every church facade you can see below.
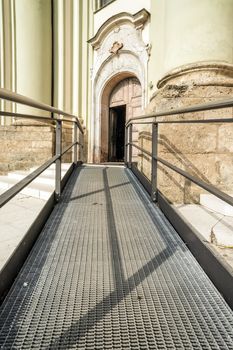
[0,0,233,201]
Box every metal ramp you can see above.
[0,165,233,349]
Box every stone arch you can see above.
[90,52,145,163]
[99,73,142,162]
[88,9,149,162]
[88,9,150,49]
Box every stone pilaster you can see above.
[142,62,233,203]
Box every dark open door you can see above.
[109,105,126,161]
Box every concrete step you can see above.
[0,176,54,200]
[0,162,73,273]
[30,162,71,172]
[0,191,46,272]
[175,204,233,248]
[8,170,66,185]
[200,193,233,216]
[0,163,72,200]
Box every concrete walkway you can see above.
[0,163,71,272]
[0,190,46,271]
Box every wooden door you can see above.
[109,108,117,160]
[109,105,126,161]
[109,77,142,121]
[100,77,142,162]
[109,77,142,160]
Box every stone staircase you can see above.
[0,163,71,200]
[175,192,233,265]
[174,194,233,269]
[200,193,233,216]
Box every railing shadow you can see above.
[138,130,211,184]
[68,180,130,202]
[0,165,176,349]
[159,134,211,183]
[137,131,228,240]
[43,166,175,349]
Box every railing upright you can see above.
[0,88,84,208]
[73,122,78,165]
[124,126,128,166]
[151,122,158,201]
[79,128,84,161]
[128,124,132,168]
[55,120,62,201]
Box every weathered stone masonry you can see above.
[139,62,233,204]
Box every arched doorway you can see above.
[101,76,142,162]
[88,9,150,163]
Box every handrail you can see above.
[0,156,58,208]
[0,88,84,133]
[126,96,233,126]
[128,140,233,207]
[125,96,233,308]
[125,96,233,208]
[155,156,233,207]
[0,140,84,208]
[0,111,53,122]
[156,118,233,125]
[129,142,152,158]
[0,89,84,206]
[61,142,82,157]
[0,111,78,124]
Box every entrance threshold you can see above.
[85,162,125,167]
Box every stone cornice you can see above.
[157,61,233,89]
[88,9,150,50]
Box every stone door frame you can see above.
[100,74,142,162]
[88,10,150,162]
[91,68,144,163]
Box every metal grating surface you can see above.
[0,165,233,349]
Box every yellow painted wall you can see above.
[0,0,17,123]
[1,0,233,128]
[80,0,93,128]
[53,0,93,128]
[148,0,233,98]
[15,0,52,114]
[93,0,151,33]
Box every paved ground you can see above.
[0,163,71,272]
[0,165,232,349]
[0,190,46,271]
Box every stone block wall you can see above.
[62,120,86,163]
[0,121,81,175]
[0,123,55,174]
[62,124,73,163]
[137,62,233,204]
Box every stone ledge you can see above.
[156,61,233,90]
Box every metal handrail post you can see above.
[73,122,78,165]
[151,122,158,201]
[79,129,84,162]
[124,125,128,166]
[128,124,133,168]
[55,120,62,201]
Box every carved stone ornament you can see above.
[146,43,152,57]
[88,9,150,50]
[109,41,123,54]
